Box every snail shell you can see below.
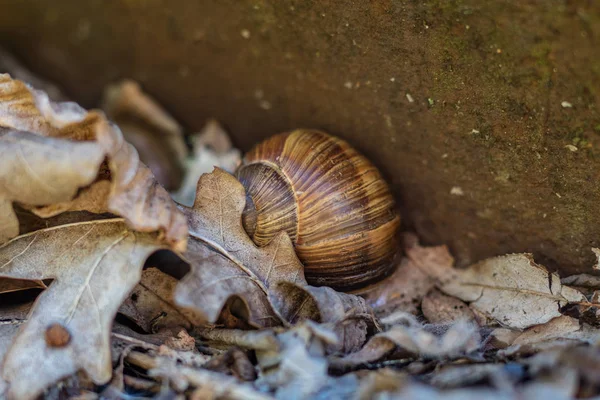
[236,129,400,291]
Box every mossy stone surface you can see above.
[1,0,599,274]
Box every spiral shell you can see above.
[236,129,400,291]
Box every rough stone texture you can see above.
[0,1,599,275]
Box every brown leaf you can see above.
[0,74,187,250]
[438,254,586,330]
[421,289,477,325]
[175,168,305,327]
[360,256,436,317]
[118,267,202,333]
[0,219,165,400]
[500,316,600,357]
[0,130,106,242]
[0,47,68,102]
[270,282,373,353]
[0,277,45,294]
[176,240,281,327]
[101,80,187,190]
[331,312,480,369]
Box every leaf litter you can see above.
[3,66,600,400]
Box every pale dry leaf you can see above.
[175,168,305,327]
[176,240,281,327]
[0,219,165,400]
[0,47,68,101]
[439,254,586,330]
[331,312,480,369]
[0,130,105,243]
[101,80,187,190]
[269,282,373,354]
[422,289,477,325]
[173,120,241,207]
[118,267,202,333]
[500,316,600,356]
[255,323,333,400]
[562,273,600,287]
[360,256,436,316]
[125,351,271,400]
[0,74,187,250]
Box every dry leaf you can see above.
[0,47,67,101]
[118,267,201,333]
[0,74,187,250]
[255,323,334,399]
[0,130,105,243]
[331,312,480,369]
[102,80,187,190]
[438,254,586,330]
[360,256,436,316]
[500,316,600,356]
[422,289,477,325]
[125,351,270,400]
[0,219,165,400]
[176,240,282,327]
[175,168,305,327]
[0,277,45,294]
[173,120,241,207]
[269,282,372,354]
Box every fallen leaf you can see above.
[500,316,600,356]
[118,267,201,333]
[172,120,241,207]
[0,47,68,101]
[405,238,588,330]
[421,289,477,325]
[331,312,480,369]
[0,130,105,243]
[125,351,270,400]
[0,218,165,400]
[255,323,335,399]
[439,254,586,330]
[102,80,187,190]
[0,277,45,294]
[175,168,305,327]
[0,74,187,250]
[359,256,436,316]
[269,282,372,353]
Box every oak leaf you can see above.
[176,168,305,327]
[0,74,187,250]
[0,219,165,400]
[176,168,373,337]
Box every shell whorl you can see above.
[236,130,400,291]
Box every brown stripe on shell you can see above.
[238,129,400,291]
[236,161,298,246]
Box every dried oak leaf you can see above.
[118,267,202,333]
[0,74,187,250]
[499,316,600,357]
[269,282,372,353]
[0,276,45,294]
[176,168,373,336]
[175,168,305,328]
[403,237,587,330]
[436,254,586,330]
[101,80,187,190]
[330,312,480,369]
[172,120,241,207]
[0,219,165,400]
[421,289,477,325]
